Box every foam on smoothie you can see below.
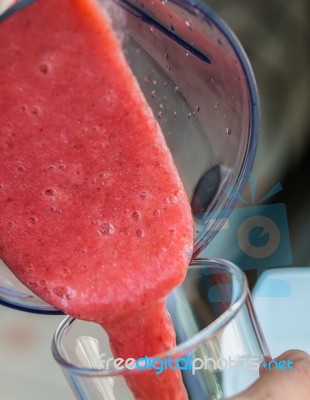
[0,0,193,398]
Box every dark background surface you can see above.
[202,0,310,287]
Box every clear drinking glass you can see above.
[52,259,269,400]
[0,0,259,313]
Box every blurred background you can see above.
[201,0,310,281]
[201,0,310,378]
[206,0,310,263]
[1,0,310,398]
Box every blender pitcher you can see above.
[0,0,259,313]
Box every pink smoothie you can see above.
[0,0,193,398]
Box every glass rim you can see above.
[51,258,248,377]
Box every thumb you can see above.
[229,350,310,400]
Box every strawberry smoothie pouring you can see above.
[0,0,193,398]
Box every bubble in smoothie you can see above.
[39,63,50,74]
[28,216,38,225]
[52,286,73,300]
[98,222,115,236]
[136,229,144,238]
[153,209,161,217]
[45,188,56,196]
[132,211,141,222]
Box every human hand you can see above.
[229,350,310,400]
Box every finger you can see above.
[229,350,310,400]
[259,355,272,377]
